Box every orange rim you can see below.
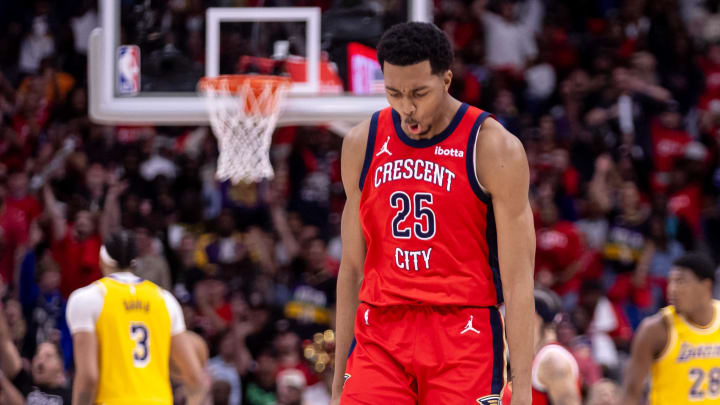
[198,74,291,93]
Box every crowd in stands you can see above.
[0,0,719,404]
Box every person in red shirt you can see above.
[42,184,101,298]
[535,198,587,297]
[6,171,42,226]
[0,182,29,285]
[649,106,691,193]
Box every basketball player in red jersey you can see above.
[503,289,581,405]
[331,22,535,405]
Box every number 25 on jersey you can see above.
[390,191,436,271]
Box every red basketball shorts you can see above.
[341,302,506,405]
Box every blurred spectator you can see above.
[193,276,232,338]
[645,213,685,310]
[133,225,171,290]
[274,330,319,388]
[208,329,246,405]
[43,184,101,298]
[12,341,72,404]
[6,171,41,226]
[275,368,306,405]
[284,236,337,339]
[473,0,543,74]
[4,299,27,351]
[576,280,627,374]
[70,1,98,55]
[650,104,692,192]
[243,346,278,405]
[601,181,653,313]
[18,16,54,75]
[586,378,620,405]
[17,57,75,106]
[1,301,70,404]
[0,300,24,405]
[0,182,29,285]
[18,225,72,367]
[288,128,341,232]
[534,197,589,298]
[195,210,246,274]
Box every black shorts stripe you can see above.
[347,337,357,359]
[489,307,505,394]
[358,111,380,190]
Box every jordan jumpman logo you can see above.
[376,136,392,157]
[461,315,481,334]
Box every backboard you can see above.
[89,0,432,127]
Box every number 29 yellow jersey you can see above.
[67,272,186,405]
[650,300,720,405]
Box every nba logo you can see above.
[117,45,140,95]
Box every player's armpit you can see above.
[71,331,99,405]
[475,118,535,403]
[171,331,211,405]
[620,313,668,405]
[331,120,370,402]
[537,351,581,405]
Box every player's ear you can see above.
[443,69,452,91]
[702,278,714,292]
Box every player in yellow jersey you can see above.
[621,252,720,405]
[66,230,209,405]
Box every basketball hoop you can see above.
[198,74,291,184]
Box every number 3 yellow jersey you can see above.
[66,272,179,405]
[650,300,720,405]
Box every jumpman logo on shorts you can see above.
[461,315,481,334]
[376,136,392,157]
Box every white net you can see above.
[200,76,290,184]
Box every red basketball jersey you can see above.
[358,104,502,307]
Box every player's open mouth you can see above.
[407,123,422,135]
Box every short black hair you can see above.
[103,229,138,269]
[377,22,453,75]
[534,288,562,324]
[674,252,716,283]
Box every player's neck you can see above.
[410,97,463,141]
[683,300,715,328]
[433,97,463,136]
[104,269,133,277]
[535,330,557,354]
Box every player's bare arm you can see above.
[476,118,535,404]
[71,331,99,405]
[537,351,582,405]
[330,119,370,405]
[620,312,668,404]
[170,331,211,405]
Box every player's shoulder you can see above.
[67,281,106,306]
[537,344,577,377]
[635,311,670,355]
[157,285,179,303]
[474,116,528,194]
[341,116,374,186]
[475,117,525,162]
[638,311,670,334]
[343,117,373,156]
